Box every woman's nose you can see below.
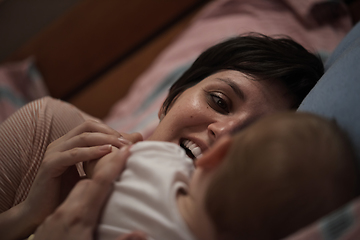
[208,119,237,140]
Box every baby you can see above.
[97,112,359,240]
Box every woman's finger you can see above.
[59,132,126,151]
[47,122,140,154]
[41,145,113,177]
[59,120,122,142]
[120,132,143,144]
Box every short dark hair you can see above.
[161,33,324,114]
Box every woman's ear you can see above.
[196,136,232,170]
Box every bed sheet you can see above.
[103,0,352,139]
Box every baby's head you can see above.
[195,111,359,240]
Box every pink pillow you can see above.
[0,58,49,123]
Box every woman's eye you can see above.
[210,93,230,113]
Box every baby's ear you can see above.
[196,136,232,170]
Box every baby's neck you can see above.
[176,191,216,240]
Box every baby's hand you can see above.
[84,131,143,178]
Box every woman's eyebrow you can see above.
[216,78,245,100]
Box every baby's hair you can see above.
[206,112,359,240]
[162,33,324,114]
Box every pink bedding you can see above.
[103,0,352,139]
[0,58,48,123]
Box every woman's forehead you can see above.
[202,70,289,97]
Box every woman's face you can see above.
[147,70,293,160]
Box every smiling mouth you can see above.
[180,139,203,160]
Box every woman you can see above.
[0,33,324,239]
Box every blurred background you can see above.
[0,0,358,123]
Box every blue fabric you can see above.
[320,204,354,240]
[298,22,360,164]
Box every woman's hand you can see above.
[24,121,129,225]
[34,146,147,240]
[0,120,142,240]
[33,146,138,240]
